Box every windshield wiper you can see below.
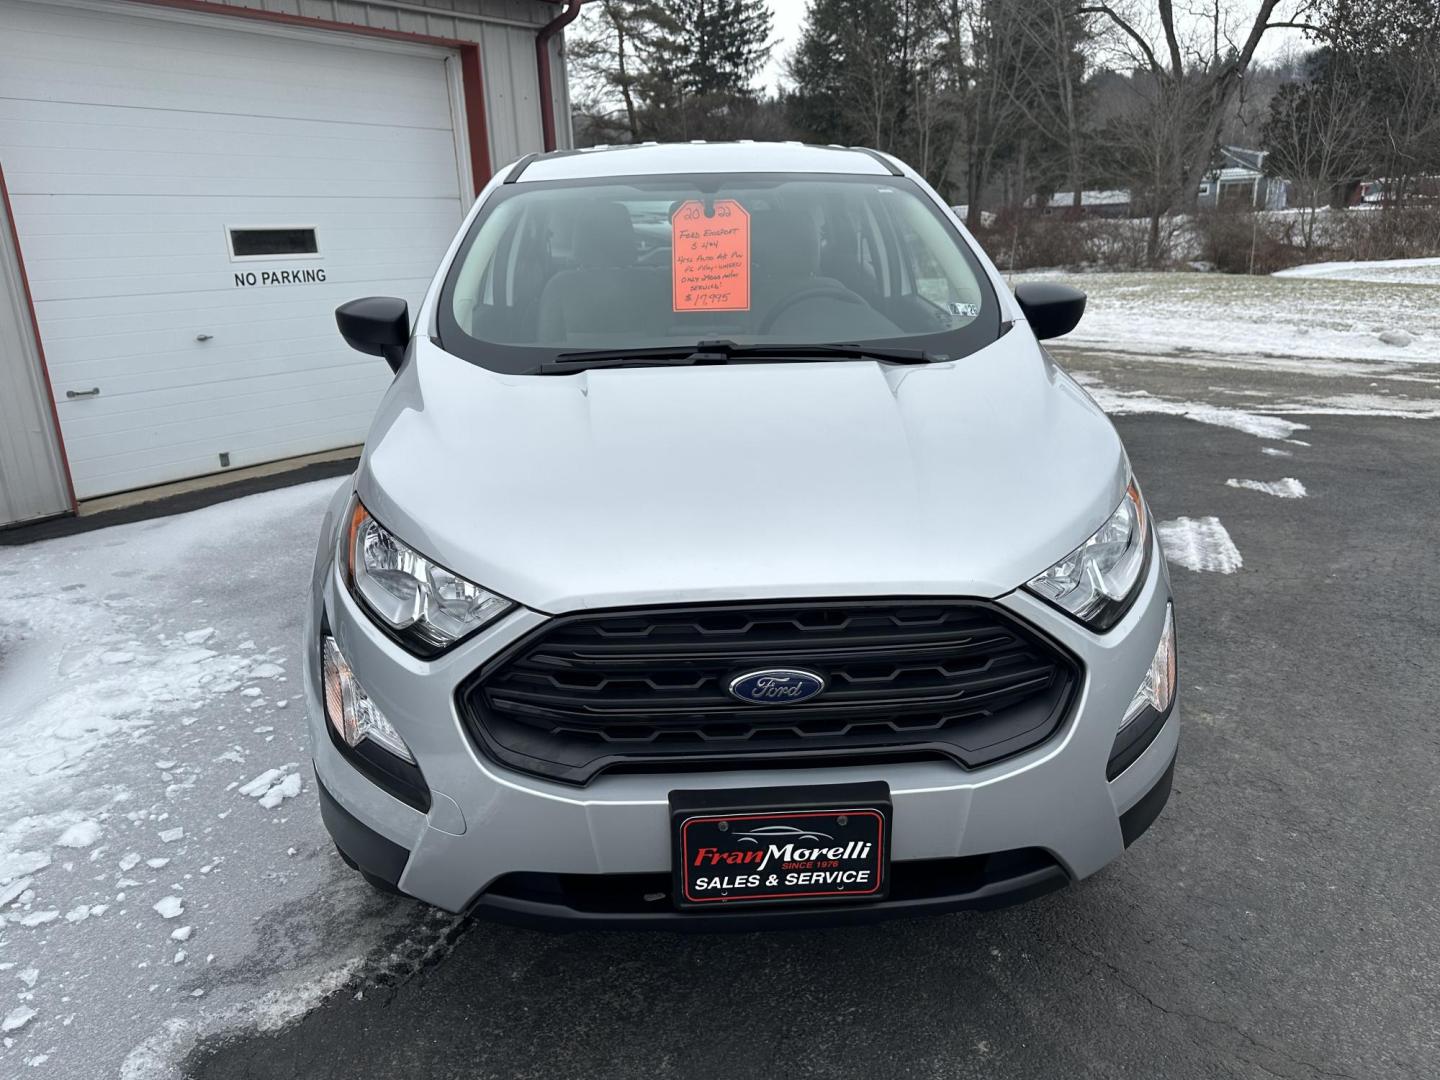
[537,340,934,374]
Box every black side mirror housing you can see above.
[336,296,410,372]
[1013,282,1086,341]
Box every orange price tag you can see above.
[671,199,750,312]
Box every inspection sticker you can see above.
[672,199,750,312]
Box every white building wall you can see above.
[0,0,572,522]
[206,0,573,170]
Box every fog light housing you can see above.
[322,635,415,764]
[1121,603,1176,731]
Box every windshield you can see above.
[437,173,1000,374]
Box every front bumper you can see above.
[305,512,1177,921]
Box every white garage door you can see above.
[0,0,471,498]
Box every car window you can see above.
[437,173,1000,374]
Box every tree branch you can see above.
[1078,4,1163,75]
[1155,0,1184,78]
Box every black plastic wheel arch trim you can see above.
[316,772,411,888]
[1119,750,1175,847]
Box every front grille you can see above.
[458,599,1080,785]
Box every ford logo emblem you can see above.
[728,668,826,705]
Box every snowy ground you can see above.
[1014,264,1440,364]
[1273,255,1440,286]
[0,480,441,1079]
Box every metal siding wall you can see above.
[205,0,563,173]
[0,193,69,526]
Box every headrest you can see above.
[750,208,820,279]
[574,202,636,267]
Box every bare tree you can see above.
[1081,0,1317,263]
[1262,54,1368,250]
[1001,0,1096,212]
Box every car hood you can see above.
[357,335,1127,614]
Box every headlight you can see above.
[342,496,513,656]
[1122,603,1176,730]
[1026,480,1150,631]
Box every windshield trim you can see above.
[435,172,1001,375]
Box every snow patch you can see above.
[259,773,303,810]
[0,877,33,907]
[119,959,363,1080]
[239,766,303,809]
[1274,255,1440,284]
[1226,477,1307,498]
[1158,517,1244,574]
[57,820,101,848]
[0,851,51,883]
[1083,385,1307,440]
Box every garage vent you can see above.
[228,227,319,259]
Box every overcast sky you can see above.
[756,0,1307,95]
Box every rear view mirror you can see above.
[336,296,409,372]
[1013,282,1086,341]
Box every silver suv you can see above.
[304,143,1177,928]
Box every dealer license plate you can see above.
[669,783,890,909]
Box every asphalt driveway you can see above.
[183,350,1440,1080]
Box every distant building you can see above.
[1351,177,1440,206]
[1038,190,1133,218]
[1198,147,1290,210]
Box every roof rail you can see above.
[851,147,902,176]
[504,153,539,183]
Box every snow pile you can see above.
[56,821,101,849]
[1226,477,1307,498]
[1158,517,1244,574]
[238,766,304,810]
[1081,384,1308,440]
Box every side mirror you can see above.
[1013,282,1086,341]
[336,296,409,372]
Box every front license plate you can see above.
[670,784,890,909]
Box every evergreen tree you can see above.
[642,0,774,102]
[570,1,672,142]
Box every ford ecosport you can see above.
[304,142,1178,928]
